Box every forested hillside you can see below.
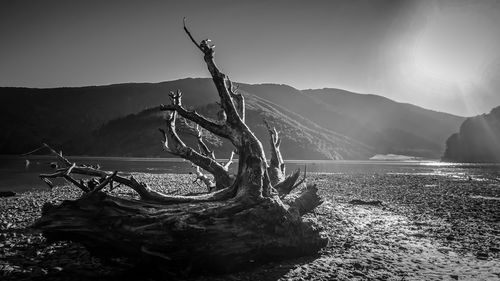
[0,78,465,159]
[443,106,500,162]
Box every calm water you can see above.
[1,156,499,192]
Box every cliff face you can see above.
[443,106,500,163]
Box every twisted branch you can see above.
[37,144,235,204]
[159,111,231,188]
[192,165,216,192]
[160,90,231,141]
[288,184,323,216]
[264,119,285,185]
[183,18,244,128]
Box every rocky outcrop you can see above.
[442,106,500,162]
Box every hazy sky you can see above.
[1,0,500,116]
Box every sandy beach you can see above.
[1,173,499,280]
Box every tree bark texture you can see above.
[32,19,327,275]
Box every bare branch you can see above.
[39,170,89,193]
[264,119,285,185]
[223,151,235,171]
[33,22,326,272]
[273,169,301,198]
[192,165,216,192]
[21,145,47,156]
[62,175,89,192]
[159,112,231,184]
[40,144,236,204]
[233,94,245,122]
[89,171,118,194]
[179,118,218,157]
[159,93,235,191]
[160,88,234,140]
[160,104,232,141]
[183,17,203,52]
[42,143,72,166]
[291,165,307,190]
[165,112,234,191]
[288,184,323,216]
[40,177,54,189]
[194,124,216,159]
[183,20,243,128]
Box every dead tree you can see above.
[32,20,327,275]
[159,105,233,191]
[264,119,285,185]
[179,118,236,192]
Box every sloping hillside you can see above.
[0,78,220,154]
[304,88,463,150]
[0,78,464,159]
[443,106,500,163]
[89,96,373,160]
[238,84,464,158]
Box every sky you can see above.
[1,0,500,117]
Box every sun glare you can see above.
[406,5,497,94]
[412,49,478,87]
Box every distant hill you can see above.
[240,84,464,158]
[89,100,372,160]
[0,78,465,159]
[442,106,500,163]
[0,78,221,155]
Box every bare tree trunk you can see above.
[264,119,286,185]
[32,20,327,276]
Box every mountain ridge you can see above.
[0,78,465,159]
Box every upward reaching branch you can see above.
[229,85,245,122]
[223,151,235,171]
[183,19,244,128]
[192,165,216,192]
[160,90,232,141]
[159,110,233,189]
[182,19,271,200]
[264,119,285,185]
[193,124,216,159]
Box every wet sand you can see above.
[1,173,499,280]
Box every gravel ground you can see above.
[1,173,499,280]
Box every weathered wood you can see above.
[264,119,285,186]
[192,165,216,192]
[34,192,325,274]
[160,108,232,189]
[33,20,327,275]
[288,184,323,216]
[274,169,301,197]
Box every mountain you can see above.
[442,106,500,163]
[239,84,464,158]
[89,100,372,160]
[0,78,465,159]
[0,78,221,154]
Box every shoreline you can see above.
[1,173,499,280]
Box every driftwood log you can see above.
[32,20,327,275]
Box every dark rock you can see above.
[0,191,16,197]
[348,199,383,206]
[476,252,489,260]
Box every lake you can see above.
[1,155,499,192]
